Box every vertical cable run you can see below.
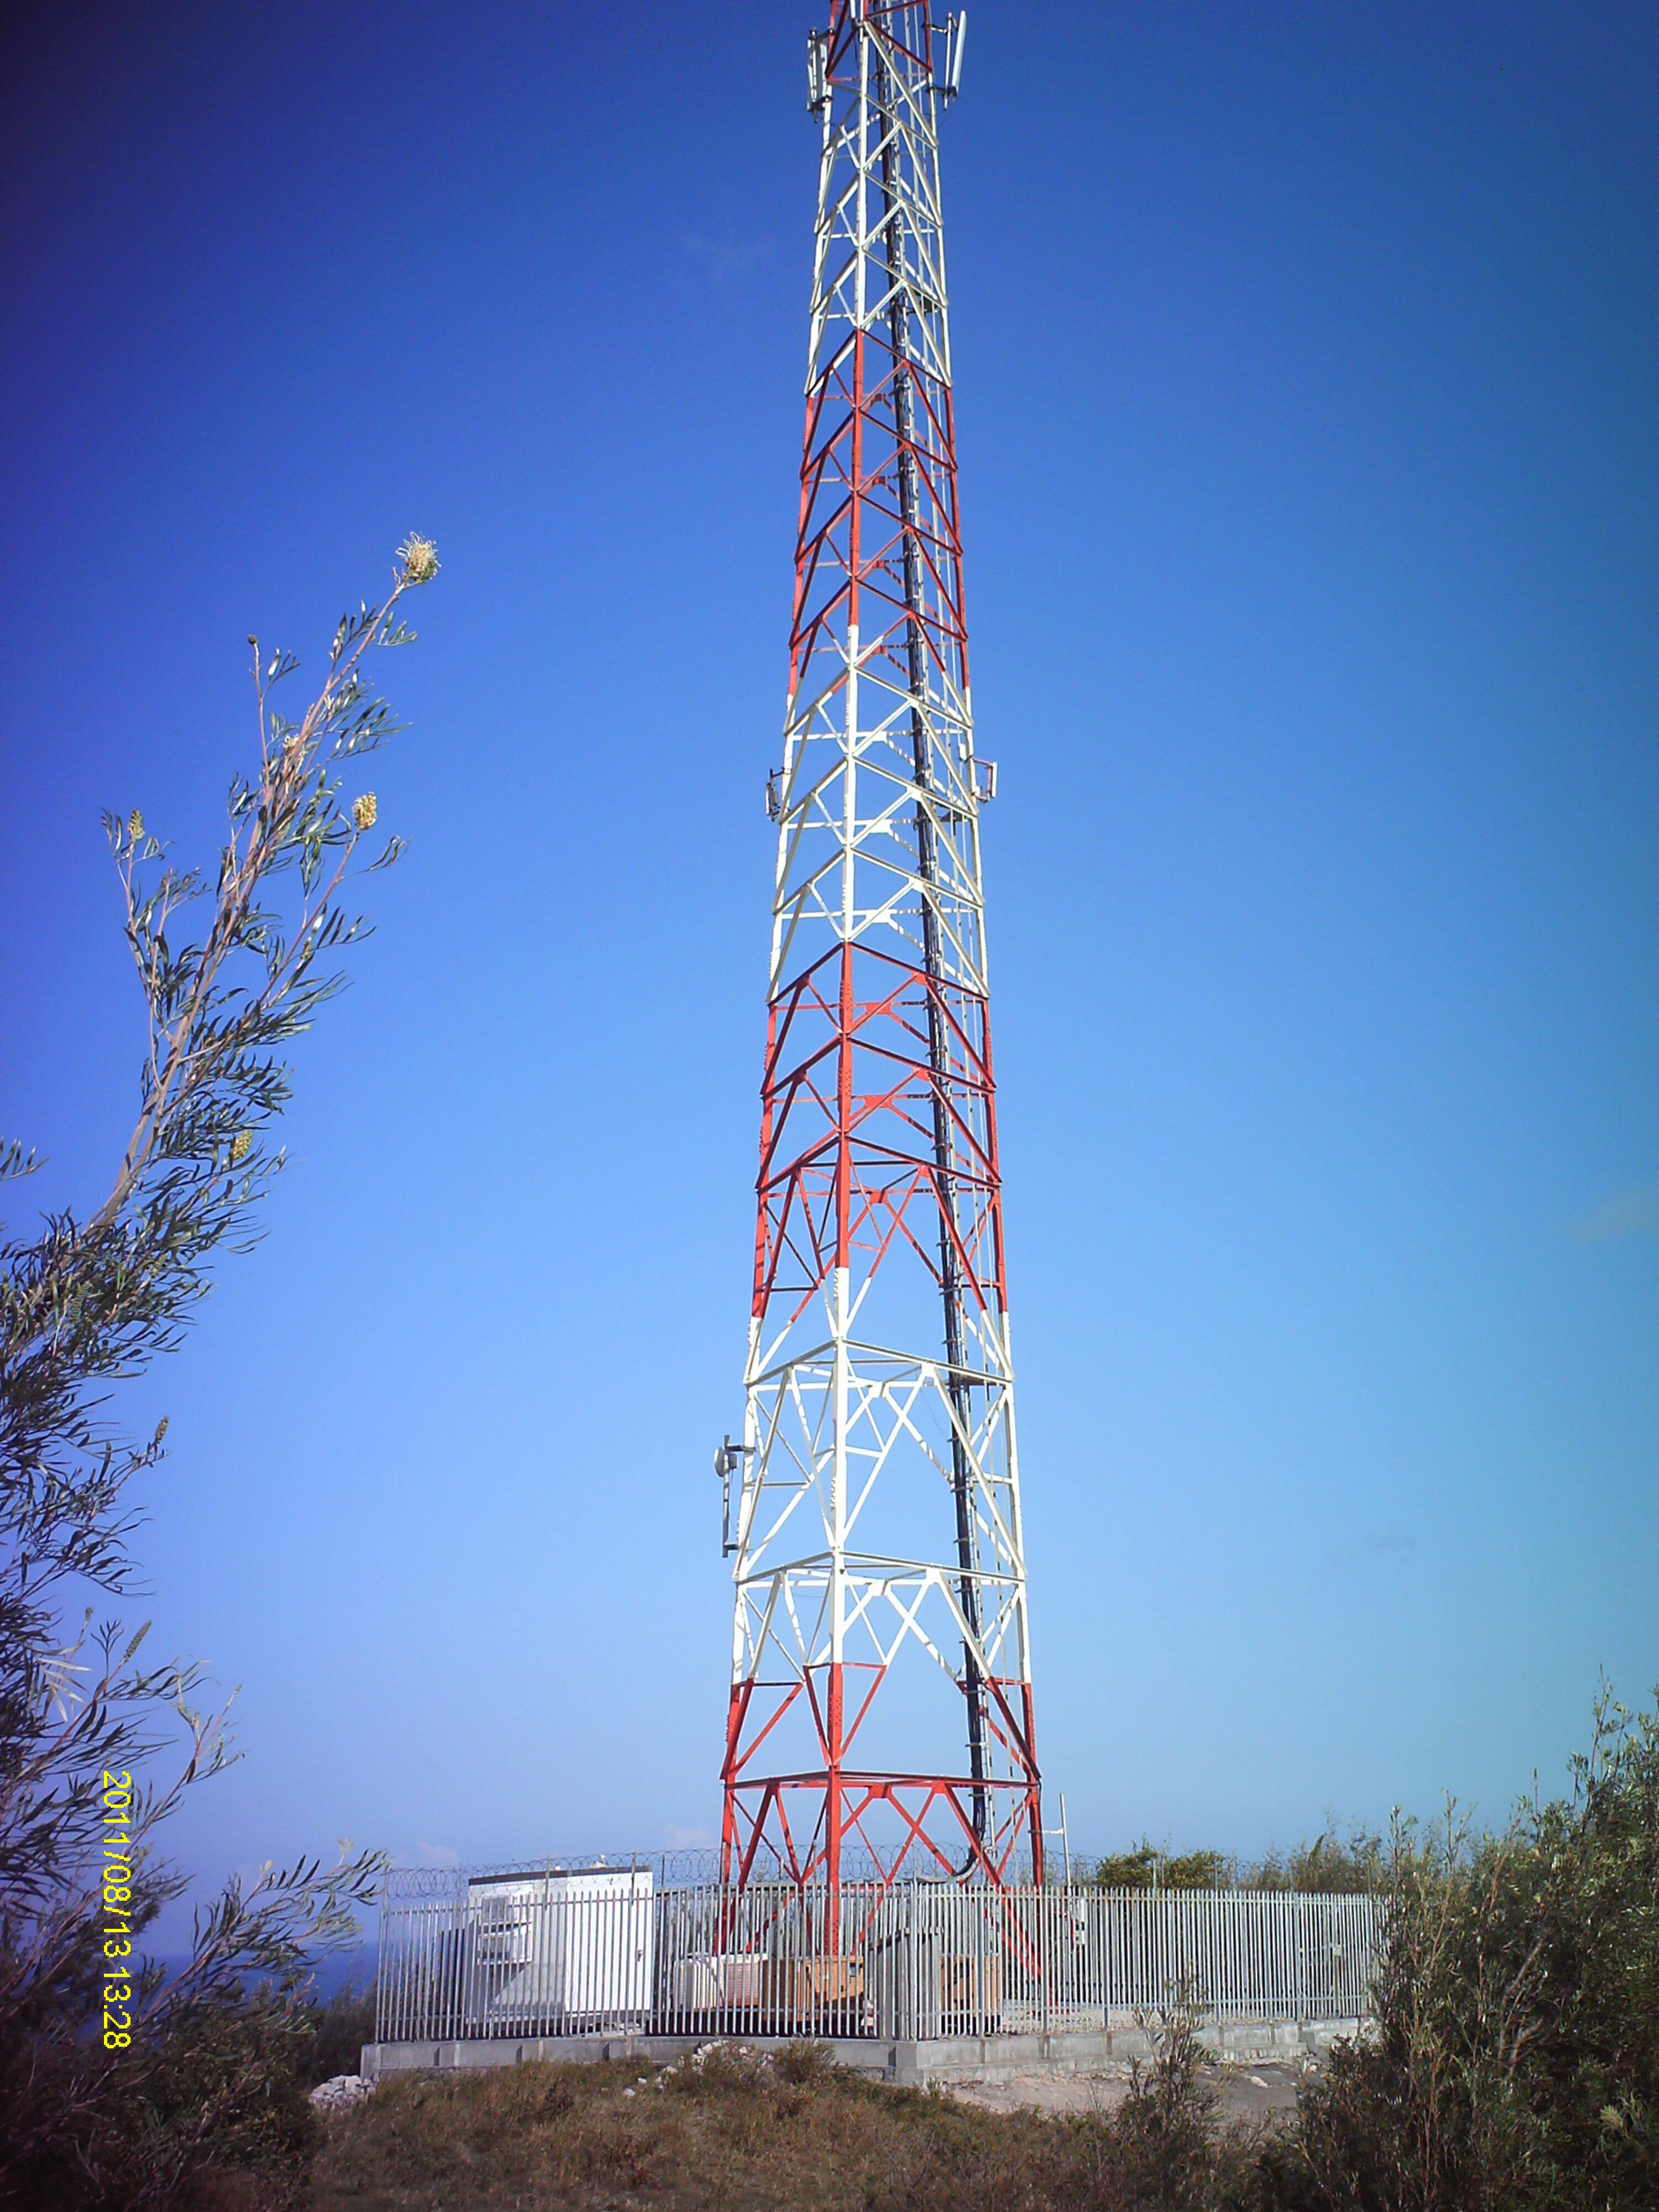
[870,23,988,1850]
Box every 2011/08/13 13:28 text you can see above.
[101,1770,134,2048]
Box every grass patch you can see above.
[309,2038,1264,2211]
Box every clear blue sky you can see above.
[2,0,1655,1908]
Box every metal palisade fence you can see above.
[376,1866,1380,2046]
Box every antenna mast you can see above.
[719,1,1042,1890]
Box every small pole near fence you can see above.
[1041,1883,1051,2035]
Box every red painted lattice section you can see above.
[721,0,1041,1896]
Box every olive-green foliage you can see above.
[2,1987,320,2211]
[0,544,437,2209]
[1094,2002,1240,2212]
[1247,1832,1384,1896]
[1091,1843,1237,1892]
[1087,1831,1381,1895]
[300,1979,379,2089]
[1262,1688,1659,2212]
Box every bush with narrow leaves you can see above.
[0,545,436,2208]
[1260,1689,1659,2212]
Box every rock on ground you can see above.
[309,2074,375,2112]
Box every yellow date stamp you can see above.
[100,1771,134,2048]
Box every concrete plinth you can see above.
[361,2015,1369,2090]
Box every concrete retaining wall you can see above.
[362,2014,1370,2090]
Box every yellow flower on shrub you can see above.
[397,535,439,585]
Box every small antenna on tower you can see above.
[714,1434,750,1556]
[940,12,968,102]
[806,29,831,116]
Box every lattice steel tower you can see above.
[718,1,1041,1890]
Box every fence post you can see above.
[1040,1883,1050,2036]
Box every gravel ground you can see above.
[941,2059,1311,2122]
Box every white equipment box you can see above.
[466,1866,654,2028]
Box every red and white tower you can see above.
[718,2,1042,1890]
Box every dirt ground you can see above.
[941,2058,1310,2122]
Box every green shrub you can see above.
[0,547,435,2208]
[0,1988,320,2211]
[1089,1842,1235,1891]
[298,1980,377,2088]
[1262,1689,1659,2211]
[1245,1830,1384,1896]
[1089,1828,1383,1895]
[1091,1999,1238,2212]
